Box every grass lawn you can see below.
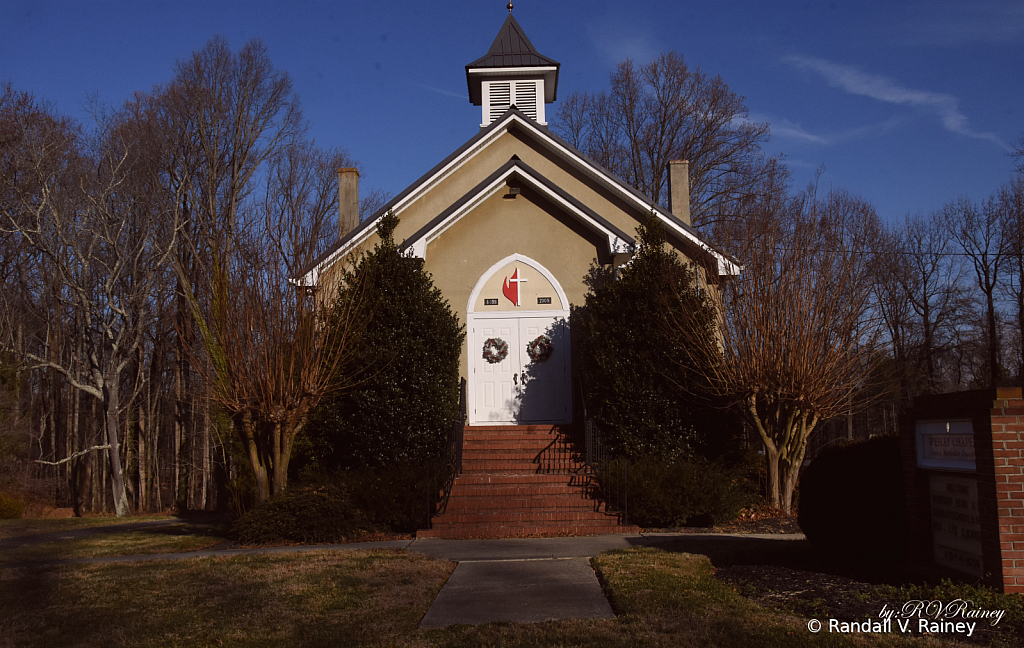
[0,522,229,564]
[1,545,1001,648]
[0,515,177,540]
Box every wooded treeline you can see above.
[1,39,1022,516]
[0,37,385,516]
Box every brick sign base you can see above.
[901,388,1024,593]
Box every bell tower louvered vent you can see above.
[514,81,537,121]
[488,82,511,122]
[482,80,543,126]
[467,12,560,128]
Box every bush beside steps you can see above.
[233,483,377,546]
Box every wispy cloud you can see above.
[742,113,905,147]
[585,11,661,66]
[410,81,463,100]
[785,55,1011,151]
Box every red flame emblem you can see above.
[502,267,527,307]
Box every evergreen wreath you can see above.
[482,337,509,363]
[526,334,554,362]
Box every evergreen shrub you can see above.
[573,217,739,460]
[0,491,24,519]
[798,435,908,562]
[233,482,375,545]
[302,212,464,472]
[602,455,756,527]
[333,462,432,532]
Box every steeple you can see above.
[466,11,560,127]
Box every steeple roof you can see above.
[466,13,560,69]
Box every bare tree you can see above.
[553,52,770,228]
[944,196,1010,388]
[179,144,367,501]
[890,212,968,394]
[0,90,179,517]
[672,183,881,513]
[996,176,1024,384]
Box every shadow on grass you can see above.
[0,514,232,550]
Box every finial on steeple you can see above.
[507,2,513,13]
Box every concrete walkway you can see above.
[409,535,647,627]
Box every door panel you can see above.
[475,320,519,422]
[519,318,569,423]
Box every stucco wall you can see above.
[425,189,601,384]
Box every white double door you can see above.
[473,316,570,424]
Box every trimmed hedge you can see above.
[233,483,376,545]
[333,463,432,533]
[798,435,908,562]
[600,455,756,528]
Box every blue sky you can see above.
[2,0,1022,224]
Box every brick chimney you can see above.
[338,167,360,238]
[668,160,691,226]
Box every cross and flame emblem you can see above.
[502,267,528,307]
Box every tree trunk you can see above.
[104,378,131,517]
[239,412,270,502]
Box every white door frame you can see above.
[467,254,571,425]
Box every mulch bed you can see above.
[703,512,1020,647]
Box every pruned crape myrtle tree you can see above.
[672,173,881,513]
[178,143,368,503]
[553,51,770,229]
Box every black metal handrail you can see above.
[583,416,629,526]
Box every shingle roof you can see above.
[466,13,560,69]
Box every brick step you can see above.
[464,425,564,432]
[454,473,594,485]
[444,495,602,509]
[461,462,581,473]
[442,502,608,514]
[461,440,567,449]
[416,524,640,539]
[462,432,566,440]
[429,510,623,525]
[461,449,569,459]
[447,483,596,496]
[462,441,572,451]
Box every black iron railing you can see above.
[583,414,629,526]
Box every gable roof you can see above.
[402,156,635,259]
[466,13,560,69]
[297,107,740,286]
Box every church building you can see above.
[299,10,737,430]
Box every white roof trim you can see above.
[466,66,558,75]
[301,110,737,285]
[408,165,632,261]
